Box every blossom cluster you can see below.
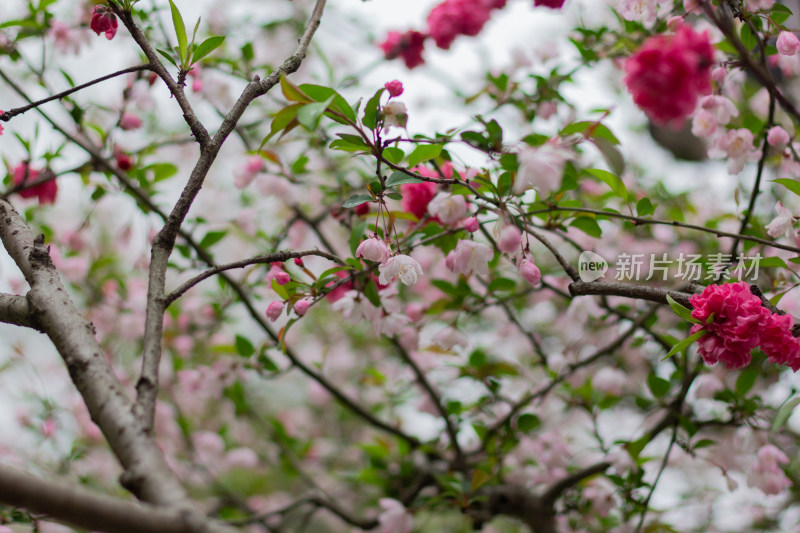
[689,282,800,370]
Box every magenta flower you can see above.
[12,162,57,205]
[90,5,118,40]
[379,30,427,69]
[624,25,713,126]
[384,80,404,97]
[534,0,566,7]
[400,181,437,220]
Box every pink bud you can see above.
[354,202,370,215]
[462,216,479,233]
[119,113,143,131]
[266,301,284,322]
[517,258,541,285]
[384,80,404,97]
[356,237,391,263]
[768,126,791,148]
[711,66,727,84]
[275,271,290,285]
[777,31,800,56]
[294,299,311,316]
[497,225,522,254]
[294,257,304,267]
[667,16,684,32]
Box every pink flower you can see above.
[114,148,133,171]
[445,239,493,276]
[379,30,427,69]
[427,0,492,50]
[49,21,87,55]
[497,225,522,254]
[266,265,290,285]
[514,142,571,196]
[624,25,714,125]
[384,80,404,97]
[463,216,479,233]
[119,113,143,131]
[266,301,284,322]
[376,498,414,533]
[356,237,391,263]
[691,109,716,138]
[378,255,423,286]
[400,181,437,219]
[90,5,118,40]
[294,298,311,316]
[12,162,57,204]
[684,0,702,14]
[765,202,795,239]
[427,192,467,225]
[710,128,760,174]
[618,0,659,26]
[747,445,791,495]
[517,257,541,285]
[689,282,764,369]
[759,312,800,370]
[534,0,565,8]
[777,31,800,56]
[767,126,791,148]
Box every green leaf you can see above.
[735,366,758,396]
[772,396,800,433]
[299,84,356,122]
[280,73,312,103]
[647,374,670,398]
[235,335,255,357]
[343,194,373,208]
[200,230,226,248]
[362,89,384,130]
[570,216,602,238]
[771,3,793,24]
[407,144,443,168]
[774,178,800,197]
[192,35,225,64]
[386,171,423,188]
[487,277,516,292]
[261,103,302,145]
[156,48,179,68]
[271,279,289,300]
[516,413,541,434]
[666,294,699,324]
[591,137,626,176]
[350,218,368,256]
[585,168,628,201]
[561,121,620,144]
[297,95,335,130]
[168,0,188,64]
[363,279,381,307]
[663,329,707,360]
[383,147,404,165]
[757,256,789,269]
[636,197,655,217]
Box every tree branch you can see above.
[0,292,41,331]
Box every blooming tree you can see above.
[3,0,800,532]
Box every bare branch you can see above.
[0,292,41,331]
[0,463,214,533]
[568,281,694,308]
[164,249,345,306]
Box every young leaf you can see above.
[386,171,422,188]
[362,88,384,130]
[168,0,188,64]
[192,35,225,65]
[407,144,443,168]
[662,329,706,360]
[665,294,699,323]
[772,396,800,434]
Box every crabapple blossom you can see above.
[765,202,795,239]
[378,254,423,286]
[376,498,414,533]
[624,25,713,125]
[427,0,492,50]
[382,101,407,129]
[710,128,760,174]
[517,257,541,285]
[497,225,522,254]
[747,445,791,495]
[691,109,716,137]
[777,31,800,56]
[90,5,118,40]
[427,192,467,225]
[384,80,404,97]
[294,299,311,316]
[266,301,284,322]
[331,290,382,322]
[617,0,659,26]
[767,126,791,148]
[356,237,391,263]
[119,113,143,131]
[514,142,571,196]
[400,181,437,219]
[683,0,701,14]
[445,239,493,276]
[745,0,775,10]
[462,216,479,233]
[12,162,57,204]
[379,30,427,69]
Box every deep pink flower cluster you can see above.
[12,162,58,205]
[689,282,800,370]
[379,30,427,69]
[624,25,714,126]
[90,5,118,40]
[534,0,565,7]
[400,181,437,219]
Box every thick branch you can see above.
[568,281,693,308]
[0,292,41,331]
[0,464,213,533]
